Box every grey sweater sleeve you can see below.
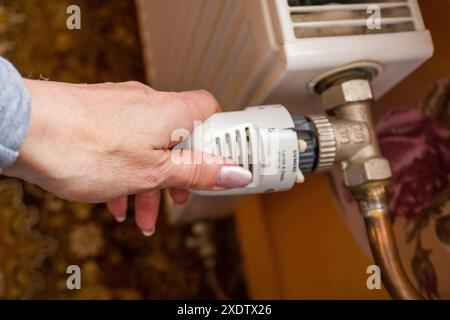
[0,57,31,170]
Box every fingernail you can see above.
[142,228,155,237]
[216,166,252,189]
[115,216,126,223]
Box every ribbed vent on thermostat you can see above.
[215,128,254,177]
[287,0,418,38]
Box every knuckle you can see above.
[196,89,214,100]
[167,93,195,122]
[125,80,146,88]
[139,152,172,189]
[124,81,156,99]
[196,89,220,112]
[140,169,165,190]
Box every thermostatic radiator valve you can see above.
[178,105,337,196]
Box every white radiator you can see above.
[137,0,432,114]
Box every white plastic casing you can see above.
[179,105,304,196]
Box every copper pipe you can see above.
[352,181,423,300]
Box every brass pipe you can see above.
[352,181,423,300]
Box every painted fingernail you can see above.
[115,216,126,223]
[142,228,155,237]
[216,166,252,189]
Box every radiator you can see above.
[136,0,432,114]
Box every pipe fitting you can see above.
[320,79,373,111]
[343,157,392,187]
[309,71,391,183]
[309,89,392,186]
[329,118,371,162]
[307,115,336,172]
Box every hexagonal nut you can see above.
[321,79,373,110]
[343,157,392,187]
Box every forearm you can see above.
[2,79,82,183]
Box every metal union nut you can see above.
[343,157,392,187]
[308,115,336,172]
[321,79,373,110]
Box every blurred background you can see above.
[0,0,246,300]
[0,0,449,299]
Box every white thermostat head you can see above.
[179,105,305,196]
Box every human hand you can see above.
[3,80,252,235]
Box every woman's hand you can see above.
[3,80,252,235]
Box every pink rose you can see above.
[376,107,450,220]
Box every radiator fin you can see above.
[287,0,419,38]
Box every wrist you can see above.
[3,80,80,183]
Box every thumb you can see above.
[163,150,252,190]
